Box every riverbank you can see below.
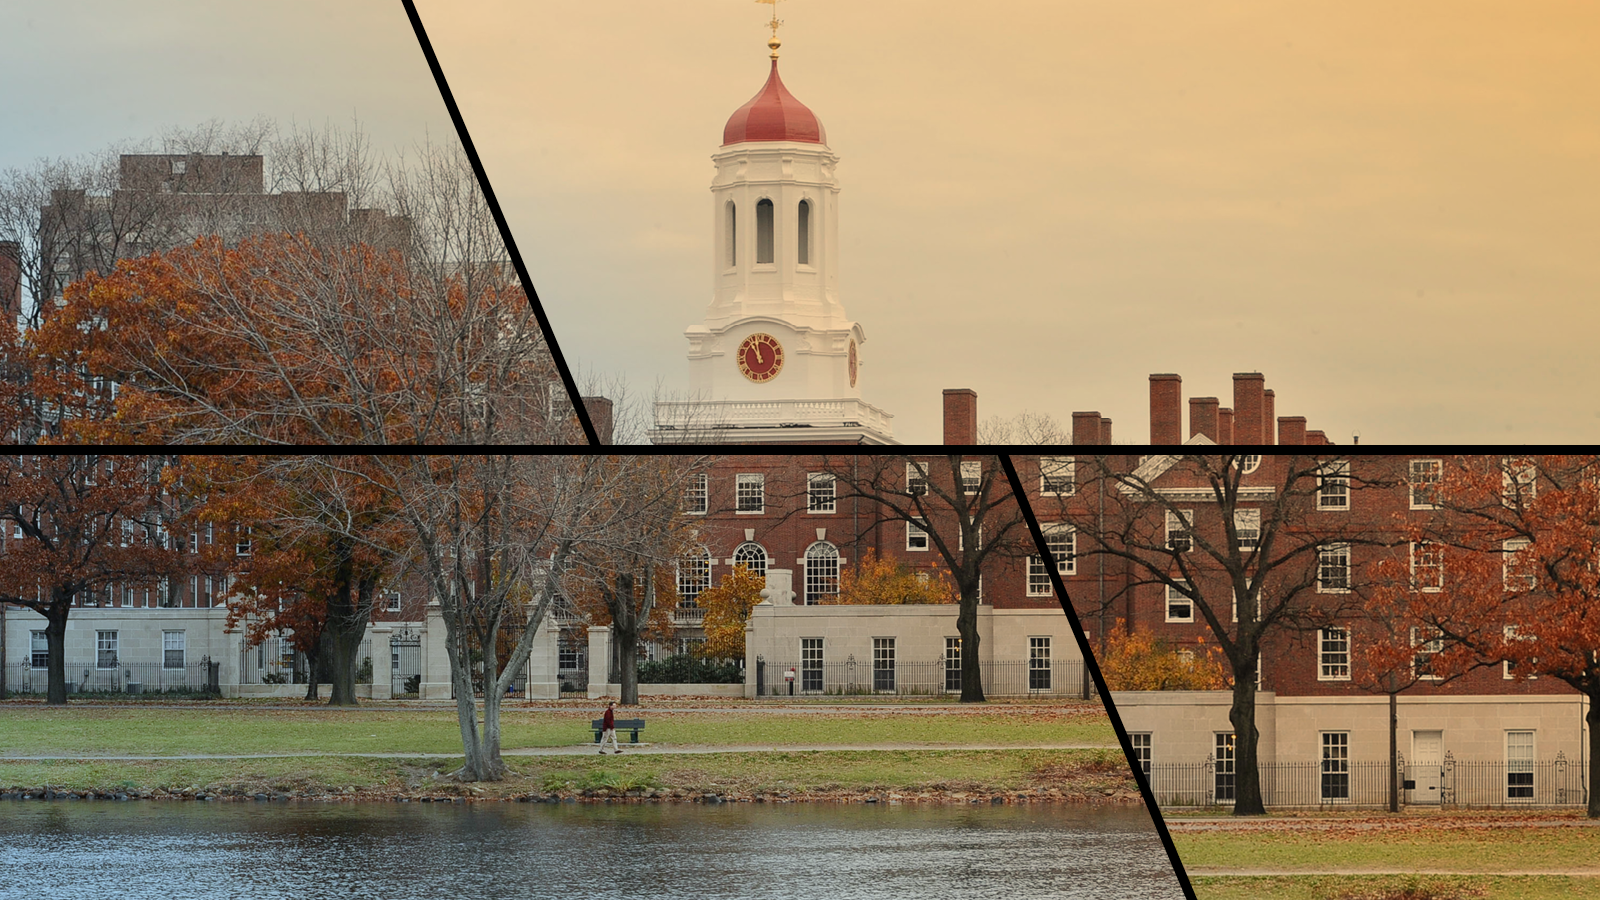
[0,747,1140,805]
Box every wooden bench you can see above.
[592,718,646,744]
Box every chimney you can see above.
[1189,397,1219,443]
[1277,416,1307,446]
[1232,372,1265,445]
[581,396,614,445]
[943,389,977,445]
[1306,429,1329,445]
[1072,411,1102,445]
[1218,408,1235,445]
[1149,374,1182,444]
[1262,389,1276,445]
[1100,417,1113,445]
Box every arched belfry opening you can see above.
[755,198,774,264]
[726,200,737,267]
[797,199,811,266]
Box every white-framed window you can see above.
[1166,582,1194,623]
[1040,456,1075,496]
[1318,460,1350,510]
[807,473,836,513]
[1026,554,1053,596]
[1318,627,1351,680]
[1214,733,1236,803]
[1506,730,1535,800]
[1046,524,1075,576]
[1028,637,1051,690]
[171,158,186,175]
[1166,509,1193,553]
[1128,733,1152,775]
[1235,455,1262,475]
[1234,509,1260,551]
[1411,541,1443,592]
[944,637,962,692]
[684,473,708,515]
[906,461,928,497]
[803,542,839,604]
[1503,538,1536,590]
[235,526,252,557]
[960,460,982,494]
[1318,543,1351,592]
[30,630,48,669]
[96,630,118,669]
[1503,624,1537,680]
[736,474,765,514]
[1320,732,1351,801]
[907,519,930,551]
[872,638,895,692]
[163,631,186,669]
[800,637,823,691]
[1502,457,1537,507]
[384,591,402,612]
[1411,626,1443,680]
[733,541,768,579]
[1409,459,1442,509]
[676,546,711,608]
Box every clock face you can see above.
[848,339,858,388]
[737,332,784,383]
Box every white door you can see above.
[1411,730,1443,804]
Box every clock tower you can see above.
[652,28,894,444]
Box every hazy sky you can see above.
[419,0,1600,444]
[1,2,451,218]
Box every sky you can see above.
[417,0,1600,445]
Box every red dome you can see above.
[722,60,826,146]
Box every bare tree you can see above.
[817,454,1031,703]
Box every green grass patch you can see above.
[0,703,1114,756]
[1192,875,1600,900]
[1175,827,1600,873]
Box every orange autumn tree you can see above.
[829,550,957,605]
[29,231,561,444]
[695,564,766,661]
[1366,455,1600,818]
[1097,619,1228,691]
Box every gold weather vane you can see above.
[756,0,785,58]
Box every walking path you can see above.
[1,742,1115,761]
[1190,868,1600,876]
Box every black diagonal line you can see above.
[999,454,1198,900]
[401,0,599,445]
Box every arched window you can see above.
[804,541,839,604]
[676,546,711,608]
[797,199,811,265]
[756,198,774,264]
[732,541,768,580]
[726,201,737,267]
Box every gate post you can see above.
[755,656,765,697]
[1442,751,1456,807]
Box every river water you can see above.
[1,801,1183,899]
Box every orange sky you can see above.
[419,0,1600,444]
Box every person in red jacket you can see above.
[598,701,621,754]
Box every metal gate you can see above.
[390,629,422,696]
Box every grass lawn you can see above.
[0,703,1114,756]
[0,748,1130,799]
[1192,875,1600,900]
[1174,823,1600,874]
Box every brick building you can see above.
[1016,452,1590,808]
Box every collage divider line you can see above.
[999,453,1198,900]
[400,0,599,446]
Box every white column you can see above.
[587,625,617,700]
[526,618,560,700]
[421,599,453,700]
[367,625,392,700]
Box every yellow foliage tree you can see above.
[1097,619,1229,691]
[829,550,957,605]
[694,564,766,661]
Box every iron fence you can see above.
[2,660,218,694]
[1149,752,1589,810]
[237,637,373,685]
[751,657,1089,699]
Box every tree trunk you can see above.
[956,582,985,703]
[1228,675,1265,815]
[613,573,641,706]
[1388,690,1399,814]
[1588,689,1599,819]
[45,603,69,706]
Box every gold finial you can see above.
[756,0,784,59]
